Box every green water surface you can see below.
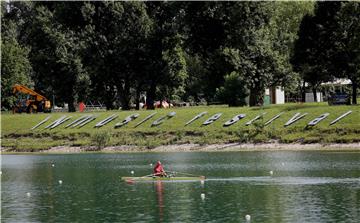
[1,151,360,222]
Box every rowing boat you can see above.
[121,176,205,181]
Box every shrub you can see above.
[91,131,111,150]
[215,72,248,106]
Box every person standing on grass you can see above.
[153,161,167,177]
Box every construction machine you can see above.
[12,84,51,113]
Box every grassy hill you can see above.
[1,103,359,151]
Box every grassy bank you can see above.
[1,103,359,151]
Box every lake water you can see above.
[1,151,360,222]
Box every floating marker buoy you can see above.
[131,170,134,175]
[269,170,273,176]
[26,192,31,197]
[58,180,63,184]
[281,162,285,166]
[245,214,251,221]
[51,164,55,167]
[201,193,205,200]
[150,163,153,166]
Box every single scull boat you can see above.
[121,176,205,181]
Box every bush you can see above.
[215,71,248,106]
[91,131,111,150]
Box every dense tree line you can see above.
[1,1,359,112]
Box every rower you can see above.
[153,161,168,177]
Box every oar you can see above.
[167,171,201,177]
[126,174,154,183]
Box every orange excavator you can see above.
[12,84,51,113]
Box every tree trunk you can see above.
[249,87,263,106]
[312,87,318,102]
[118,80,131,111]
[135,86,140,110]
[68,98,76,112]
[146,83,156,110]
[104,89,115,110]
[351,80,357,105]
[301,81,306,102]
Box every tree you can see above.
[270,1,314,102]
[223,2,281,106]
[292,14,333,102]
[26,4,89,112]
[215,72,248,106]
[329,2,360,104]
[144,2,188,109]
[183,2,230,102]
[1,3,33,110]
[82,1,152,110]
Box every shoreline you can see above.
[2,142,360,154]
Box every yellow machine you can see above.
[12,84,51,113]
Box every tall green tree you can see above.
[329,2,360,104]
[292,14,333,102]
[1,22,32,110]
[1,2,33,110]
[223,2,279,106]
[270,1,314,101]
[183,2,230,102]
[144,2,188,109]
[215,72,248,107]
[26,3,89,112]
[82,1,152,110]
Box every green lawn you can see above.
[1,103,359,151]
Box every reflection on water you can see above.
[1,152,360,222]
[155,181,164,222]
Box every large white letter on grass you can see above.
[202,113,222,126]
[223,114,246,127]
[329,111,352,125]
[307,113,329,126]
[151,112,176,127]
[94,114,118,128]
[264,112,284,126]
[185,111,207,126]
[284,113,308,127]
[245,112,266,126]
[134,112,157,128]
[115,114,140,128]
[31,115,52,130]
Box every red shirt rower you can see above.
[153,161,167,177]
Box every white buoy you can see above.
[269,170,273,176]
[58,180,63,184]
[131,170,134,175]
[245,214,251,221]
[150,163,153,166]
[281,162,285,166]
[26,192,31,197]
[51,164,55,167]
[201,193,205,200]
